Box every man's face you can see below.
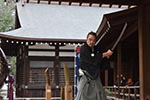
[86,34,96,48]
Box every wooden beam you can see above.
[37,0,40,3]
[27,0,29,3]
[121,21,137,41]
[24,0,139,6]
[48,0,51,4]
[32,0,139,5]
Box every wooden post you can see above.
[45,68,51,100]
[123,88,125,100]
[60,87,64,100]
[134,88,137,100]
[128,88,130,100]
[114,87,116,97]
[64,63,73,100]
[138,0,150,99]
[105,70,108,86]
[64,85,73,100]
[117,44,122,98]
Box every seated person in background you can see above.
[125,78,134,94]
[121,75,127,86]
[134,80,139,86]
[126,78,134,86]
[134,80,140,94]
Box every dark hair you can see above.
[86,31,97,39]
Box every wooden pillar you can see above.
[16,45,26,97]
[54,44,60,86]
[23,46,29,86]
[117,44,122,98]
[105,70,108,86]
[17,45,29,97]
[16,47,20,97]
[138,0,150,99]
[24,46,30,96]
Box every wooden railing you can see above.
[105,86,140,100]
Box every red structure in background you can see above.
[8,75,14,100]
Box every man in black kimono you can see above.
[75,31,113,100]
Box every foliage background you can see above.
[0,0,16,76]
[0,0,15,32]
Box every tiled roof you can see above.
[1,2,123,41]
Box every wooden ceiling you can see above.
[96,7,138,52]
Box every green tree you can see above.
[7,56,16,76]
[0,0,15,32]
